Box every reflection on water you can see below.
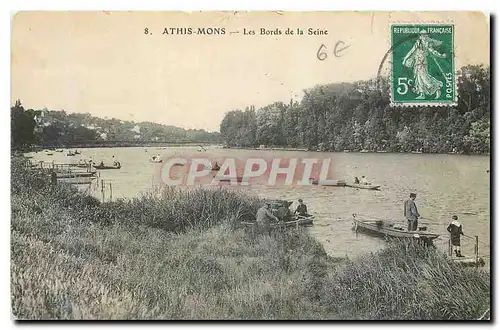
[28,147,491,260]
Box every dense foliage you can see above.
[11,100,37,151]
[220,65,490,154]
[10,102,221,150]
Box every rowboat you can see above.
[310,178,346,186]
[241,215,315,229]
[346,183,381,190]
[352,214,440,242]
[94,164,121,170]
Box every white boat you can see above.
[150,155,163,163]
[346,183,381,190]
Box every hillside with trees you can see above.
[220,65,490,154]
[10,104,221,150]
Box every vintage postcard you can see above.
[11,11,490,320]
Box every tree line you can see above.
[11,104,222,150]
[220,64,490,154]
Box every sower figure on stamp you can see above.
[402,29,447,99]
[447,215,465,257]
[404,193,420,231]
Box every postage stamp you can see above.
[391,24,456,106]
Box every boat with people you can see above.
[94,161,121,170]
[67,151,76,156]
[211,162,221,171]
[150,155,163,163]
[347,176,381,190]
[240,199,315,229]
[352,214,440,242]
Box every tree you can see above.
[11,100,36,151]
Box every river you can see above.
[27,146,491,261]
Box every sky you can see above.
[11,11,489,131]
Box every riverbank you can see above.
[222,146,490,156]
[11,157,490,320]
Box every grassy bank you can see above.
[11,158,490,320]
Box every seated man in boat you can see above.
[294,199,310,217]
[99,161,105,167]
[447,215,465,257]
[256,202,281,233]
[404,193,420,231]
[354,177,360,184]
[276,201,293,222]
[361,176,368,185]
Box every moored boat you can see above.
[94,164,121,170]
[310,178,346,186]
[241,215,315,229]
[346,183,381,190]
[352,214,439,242]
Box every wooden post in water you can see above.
[109,182,113,202]
[101,179,105,202]
[475,235,479,268]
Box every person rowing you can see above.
[361,176,368,185]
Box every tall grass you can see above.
[11,158,490,320]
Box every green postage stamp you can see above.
[391,24,456,106]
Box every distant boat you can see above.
[150,155,163,163]
[55,149,64,153]
[94,164,121,170]
[67,152,76,156]
[343,149,350,153]
[360,149,369,153]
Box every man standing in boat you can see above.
[404,193,420,231]
[447,215,465,257]
[256,202,280,233]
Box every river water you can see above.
[27,147,491,260]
